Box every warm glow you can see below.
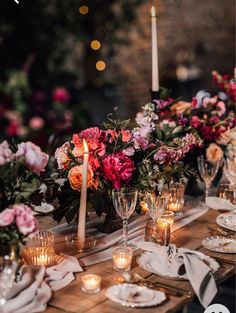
[91,40,101,50]
[83,139,89,154]
[151,6,156,18]
[79,5,89,15]
[96,60,106,71]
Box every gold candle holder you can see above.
[81,274,101,293]
[160,210,174,225]
[113,246,133,272]
[23,231,55,266]
[145,220,170,246]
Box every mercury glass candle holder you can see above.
[23,231,56,266]
[113,246,133,272]
[145,220,170,246]
[81,274,101,294]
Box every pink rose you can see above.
[121,129,132,142]
[102,152,135,190]
[16,211,38,235]
[29,116,45,130]
[52,87,70,104]
[79,127,101,140]
[0,141,14,165]
[190,116,202,129]
[15,141,49,173]
[0,208,15,226]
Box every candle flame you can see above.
[151,5,156,17]
[83,139,89,154]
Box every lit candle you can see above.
[113,246,133,272]
[77,140,89,250]
[168,202,181,212]
[160,210,174,225]
[151,3,159,91]
[81,274,101,293]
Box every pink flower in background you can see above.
[202,97,217,108]
[216,101,226,116]
[12,204,38,235]
[122,146,135,157]
[121,129,132,142]
[132,126,151,150]
[102,152,135,190]
[153,98,173,110]
[79,127,101,141]
[0,141,14,165]
[55,141,70,169]
[191,97,198,109]
[190,116,202,129]
[0,208,15,226]
[154,147,170,164]
[52,87,70,104]
[104,129,117,143]
[15,141,49,173]
[29,116,45,130]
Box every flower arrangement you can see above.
[0,204,38,247]
[46,93,201,227]
[0,140,49,212]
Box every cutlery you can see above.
[206,225,236,238]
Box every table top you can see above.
[40,209,236,313]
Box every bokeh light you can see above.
[79,5,89,15]
[91,40,101,50]
[96,60,106,71]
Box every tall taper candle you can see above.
[77,139,89,250]
[151,4,159,91]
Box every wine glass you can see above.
[112,189,138,247]
[197,156,220,200]
[0,255,18,312]
[225,157,236,204]
[145,192,168,222]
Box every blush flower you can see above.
[55,141,70,169]
[0,208,15,226]
[15,141,49,173]
[102,152,135,190]
[0,141,14,165]
[206,143,223,164]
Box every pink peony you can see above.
[121,129,132,142]
[16,210,38,235]
[15,141,49,173]
[102,152,135,190]
[29,116,45,130]
[0,208,15,226]
[52,87,70,104]
[79,127,101,140]
[0,141,14,165]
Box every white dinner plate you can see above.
[216,212,236,232]
[137,250,219,280]
[106,283,166,307]
[202,236,236,254]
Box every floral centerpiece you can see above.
[45,91,201,232]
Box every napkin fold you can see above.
[3,255,82,313]
[206,197,235,211]
[137,242,217,308]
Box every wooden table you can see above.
[40,209,235,313]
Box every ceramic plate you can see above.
[216,212,236,232]
[106,283,166,307]
[137,251,219,280]
[202,236,236,254]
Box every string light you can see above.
[79,5,89,15]
[96,61,106,71]
[91,40,101,50]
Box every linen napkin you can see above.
[137,242,217,308]
[3,255,82,313]
[206,197,235,211]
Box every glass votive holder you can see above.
[81,274,101,294]
[145,220,170,246]
[24,231,55,266]
[113,246,133,272]
[217,182,235,204]
[167,182,185,214]
[160,211,174,225]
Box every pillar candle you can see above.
[151,4,159,91]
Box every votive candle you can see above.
[81,274,101,293]
[113,246,133,272]
[160,211,174,225]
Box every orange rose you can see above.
[68,165,95,190]
[171,101,191,115]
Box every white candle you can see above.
[151,4,159,91]
[81,274,101,293]
[77,139,89,250]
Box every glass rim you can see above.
[113,245,133,253]
[112,189,138,195]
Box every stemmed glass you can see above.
[145,192,168,223]
[198,156,220,200]
[225,157,236,204]
[0,255,18,312]
[112,189,138,247]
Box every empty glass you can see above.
[112,190,138,247]
[198,156,220,200]
[145,192,167,222]
[0,255,18,312]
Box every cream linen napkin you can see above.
[3,255,82,313]
[137,242,217,308]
